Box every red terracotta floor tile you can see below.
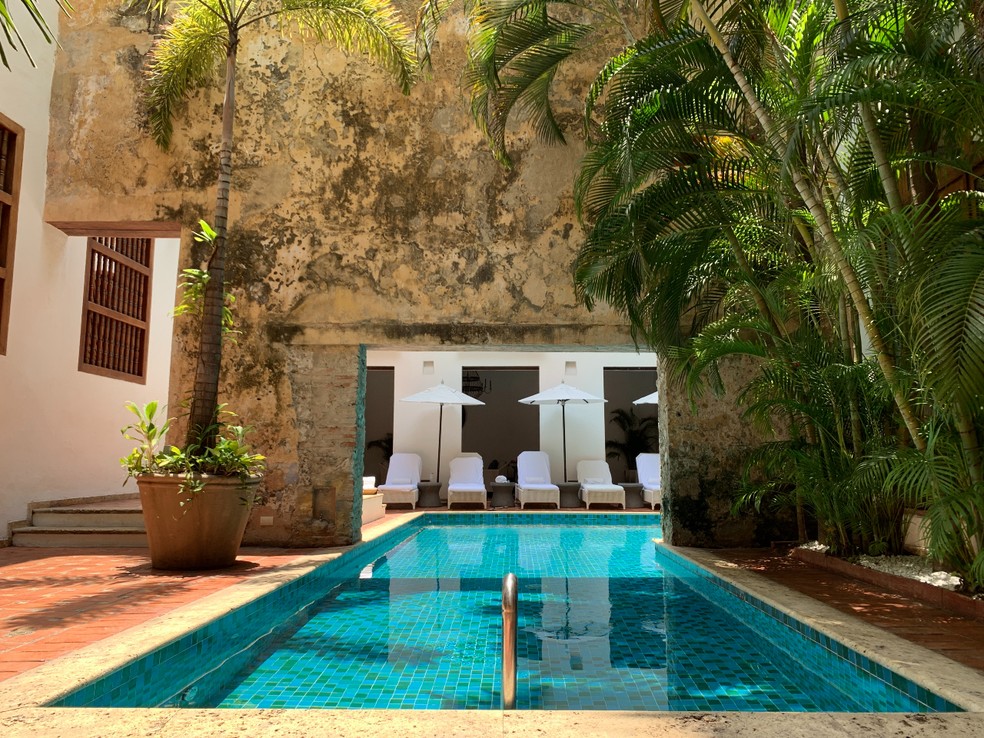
[0,546,313,681]
[717,549,984,676]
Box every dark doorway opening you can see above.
[603,368,658,483]
[461,367,539,483]
[364,367,394,481]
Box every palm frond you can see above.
[414,0,457,69]
[467,7,592,163]
[280,0,417,93]
[0,0,71,70]
[145,2,228,149]
[913,213,984,408]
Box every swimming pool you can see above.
[52,514,961,712]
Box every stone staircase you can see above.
[11,495,147,547]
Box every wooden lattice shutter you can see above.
[79,236,154,382]
[0,114,24,355]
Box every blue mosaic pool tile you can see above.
[652,545,963,712]
[52,516,961,713]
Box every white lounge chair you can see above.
[515,451,560,509]
[576,460,625,509]
[378,453,422,509]
[447,456,488,509]
[636,453,662,510]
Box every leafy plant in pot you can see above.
[121,223,264,570]
[122,400,265,570]
[127,0,415,566]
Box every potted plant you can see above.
[131,2,414,560]
[122,400,265,570]
[120,222,264,570]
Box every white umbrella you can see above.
[632,390,660,405]
[519,381,606,482]
[400,382,485,483]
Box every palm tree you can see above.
[570,0,984,579]
[441,0,984,582]
[145,0,416,448]
[1,0,70,69]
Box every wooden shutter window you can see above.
[0,113,24,355]
[79,236,154,382]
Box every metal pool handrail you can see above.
[501,572,518,710]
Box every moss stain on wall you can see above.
[45,2,768,547]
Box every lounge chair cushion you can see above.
[516,451,561,509]
[447,456,488,509]
[576,460,626,509]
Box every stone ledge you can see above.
[792,547,984,621]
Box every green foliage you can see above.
[120,401,266,489]
[120,400,172,475]
[146,0,417,150]
[172,222,239,338]
[418,0,662,166]
[0,0,71,70]
[882,422,984,588]
[462,0,984,586]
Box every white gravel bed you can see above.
[798,541,963,590]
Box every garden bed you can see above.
[791,547,984,621]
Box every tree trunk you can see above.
[954,404,984,487]
[689,0,926,451]
[187,33,238,448]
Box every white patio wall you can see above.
[367,350,658,485]
[0,7,179,542]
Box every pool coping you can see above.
[667,546,984,713]
[1,515,984,736]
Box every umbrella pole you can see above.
[436,403,444,483]
[561,401,568,482]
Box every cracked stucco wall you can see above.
[43,2,778,546]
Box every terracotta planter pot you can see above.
[137,474,261,570]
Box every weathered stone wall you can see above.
[44,3,780,547]
[249,344,364,545]
[658,356,795,547]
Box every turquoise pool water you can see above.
[53,514,961,712]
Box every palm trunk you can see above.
[831,0,906,220]
[690,0,925,451]
[834,1,981,492]
[837,295,865,456]
[954,404,984,487]
[187,33,238,448]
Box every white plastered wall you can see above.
[0,6,179,541]
[367,350,658,485]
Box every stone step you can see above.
[31,507,146,529]
[11,526,148,548]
